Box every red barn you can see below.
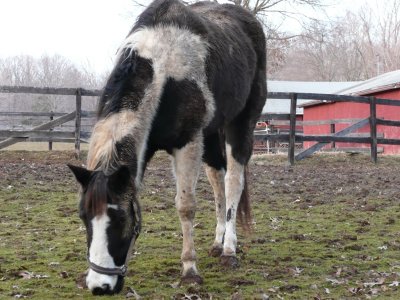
[301,70,400,154]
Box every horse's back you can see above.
[190,1,266,130]
[127,0,266,154]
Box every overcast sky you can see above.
[0,0,370,75]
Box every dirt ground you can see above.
[1,150,400,299]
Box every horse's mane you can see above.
[97,49,138,118]
[128,0,207,37]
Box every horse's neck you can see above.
[87,76,165,186]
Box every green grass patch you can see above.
[0,151,400,298]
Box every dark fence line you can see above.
[0,86,102,157]
[0,111,97,117]
[0,85,102,97]
[256,92,400,165]
[1,86,400,163]
[268,92,400,107]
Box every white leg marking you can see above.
[205,166,226,248]
[223,144,245,256]
[173,134,203,277]
[86,214,117,291]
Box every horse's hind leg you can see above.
[172,133,203,285]
[219,142,246,268]
[205,166,225,257]
[203,133,227,257]
[221,69,267,268]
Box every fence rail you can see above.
[256,92,400,164]
[0,86,101,158]
[2,86,400,163]
[0,85,102,96]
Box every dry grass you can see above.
[1,142,89,151]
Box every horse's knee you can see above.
[176,192,196,220]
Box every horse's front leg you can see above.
[172,134,203,285]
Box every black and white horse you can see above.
[68,0,266,295]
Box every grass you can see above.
[0,151,400,299]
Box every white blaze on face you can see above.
[86,213,118,291]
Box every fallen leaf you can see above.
[389,281,399,287]
[326,277,346,285]
[18,271,31,280]
[170,281,180,289]
[348,287,363,295]
[369,288,380,295]
[17,271,49,280]
[126,287,141,299]
[268,287,278,293]
[363,277,385,288]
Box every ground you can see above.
[0,150,400,299]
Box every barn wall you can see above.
[303,89,400,154]
[372,89,400,154]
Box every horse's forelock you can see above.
[85,174,108,216]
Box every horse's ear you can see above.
[108,166,131,193]
[67,164,92,188]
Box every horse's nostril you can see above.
[91,284,111,295]
[92,287,106,295]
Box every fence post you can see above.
[330,123,335,149]
[369,96,377,163]
[75,88,82,159]
[48,111,53,151]
[288,93,298,166]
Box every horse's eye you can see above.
[79,210,86,220]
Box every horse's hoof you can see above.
[208,245,223,257]
[180,274,204,285]
[220,255,239,268]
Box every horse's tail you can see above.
[237,167,252,233]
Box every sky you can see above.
[0,0,141,74]
[0,0,371,75]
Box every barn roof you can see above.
[299,70,400,108]
[263,80,360,114]
[337,69,400,95]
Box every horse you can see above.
[68,0,266,295]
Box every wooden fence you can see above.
[0,86,101,158]
[1,86,400,163]
[255,92,400,165]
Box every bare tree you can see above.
[131,0,330,77]
[0,54,102,114]
[358,0,400,76]
[274,0,400,81]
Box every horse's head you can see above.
[68,164,141,295]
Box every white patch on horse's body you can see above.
[120,26,215,125]
[205,166,226,248]
[87,111,139,171]
[172,133,203,277]
[86,214,118,291]
[88,25,215,187]
[223,144,245,256]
